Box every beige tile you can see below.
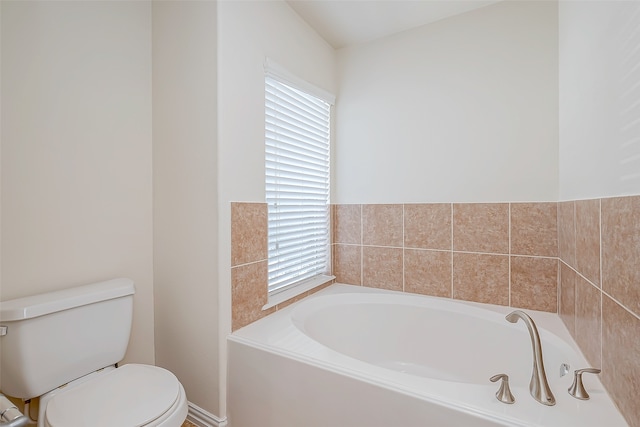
[404,249,452,298]
[453,252,509,306]
[575,199,600,287]
[333,244,362,285]
[276,291,310,310]
[453,203,509,254]
[510,256,557,312]
[510,202,558,257]
[334,204,361,244]
[309,280,333,295]
[558,201,576,268]
[362,246,403,291]
[231,202,267,267]
[575,275,601,368]
[559,262,576,336]
[602,295,640,427]
[404,203,451,250]
[362,204,403,247]
[182,421,198,427]
[231,261,273,331]
[602,195,640,316]
[276,281,334,310]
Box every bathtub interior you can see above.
[291,294,576,388]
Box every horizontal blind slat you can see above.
[266,78,329,115]
[267,79,329,111]
[268,231,328,251]
[269,245,329,264]
[266,89,329,117]
[268,215,327,223]
[265,140,329,164]
[266,124,329,149]
[267,211,329,221]
[266,171,328,185]
[266,163,329,180]
[266,112,329,143]
[266,98,329,134]
[268,254,328,278]
[266,84,328,117]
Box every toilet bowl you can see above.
[0,278,188,427]
[41,365,188,427]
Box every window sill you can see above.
[263,275,335,310]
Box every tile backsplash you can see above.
[231,197,639,427]
[333,202,558,312]
[559,196,640,427]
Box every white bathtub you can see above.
[228,284,628,427]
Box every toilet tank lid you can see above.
[0,278,135,322]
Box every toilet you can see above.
[0,278,188,427]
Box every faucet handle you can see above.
[490,374,515,404]
[568,368,601,400]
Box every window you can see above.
[265,63,334,301]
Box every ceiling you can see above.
[287,0,502,49]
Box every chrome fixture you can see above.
[505,310,556,406]
[0,395,29,427]
[560,363,570,377]
[490,374,515,404]
[568,368,601,400]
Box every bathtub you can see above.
[228,284,628,427]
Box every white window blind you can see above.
[265,75,331,295]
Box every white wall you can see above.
[559,0,640,200]
[0,0,3,381]
[335,1,559,204]
[217,0,336,416]
[1,1,154,366]
[152,1,219,416]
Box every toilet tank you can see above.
[0,278,135,399]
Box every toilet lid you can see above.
[46,364,181,427]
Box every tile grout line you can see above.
[560,257,640,323]
[231,258,268,269]
[599,198,603,368]
[402,204,405,293]
[573,201,578,344]
[355,241,555,258]
[557,202,561,314]
[601,287,640,322]
[451,203,454,299]
[508,203,512,307]
[360,204,364,287]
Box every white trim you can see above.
[187,402,227,427]
[264,57,335,105]
[263,274,335,310]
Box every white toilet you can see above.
[0,278,188,427]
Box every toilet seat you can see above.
[44,364,186,427]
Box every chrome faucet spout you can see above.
[505,310,556,406]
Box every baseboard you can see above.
[187,401,228,427]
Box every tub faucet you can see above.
[505,310,556,406]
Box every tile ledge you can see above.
[263,275,335,310]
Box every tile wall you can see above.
[230,203,330,331]
[558,196,640,427]
[230,198,639,427]
[333,203,558,312]
[231,202,272,331]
